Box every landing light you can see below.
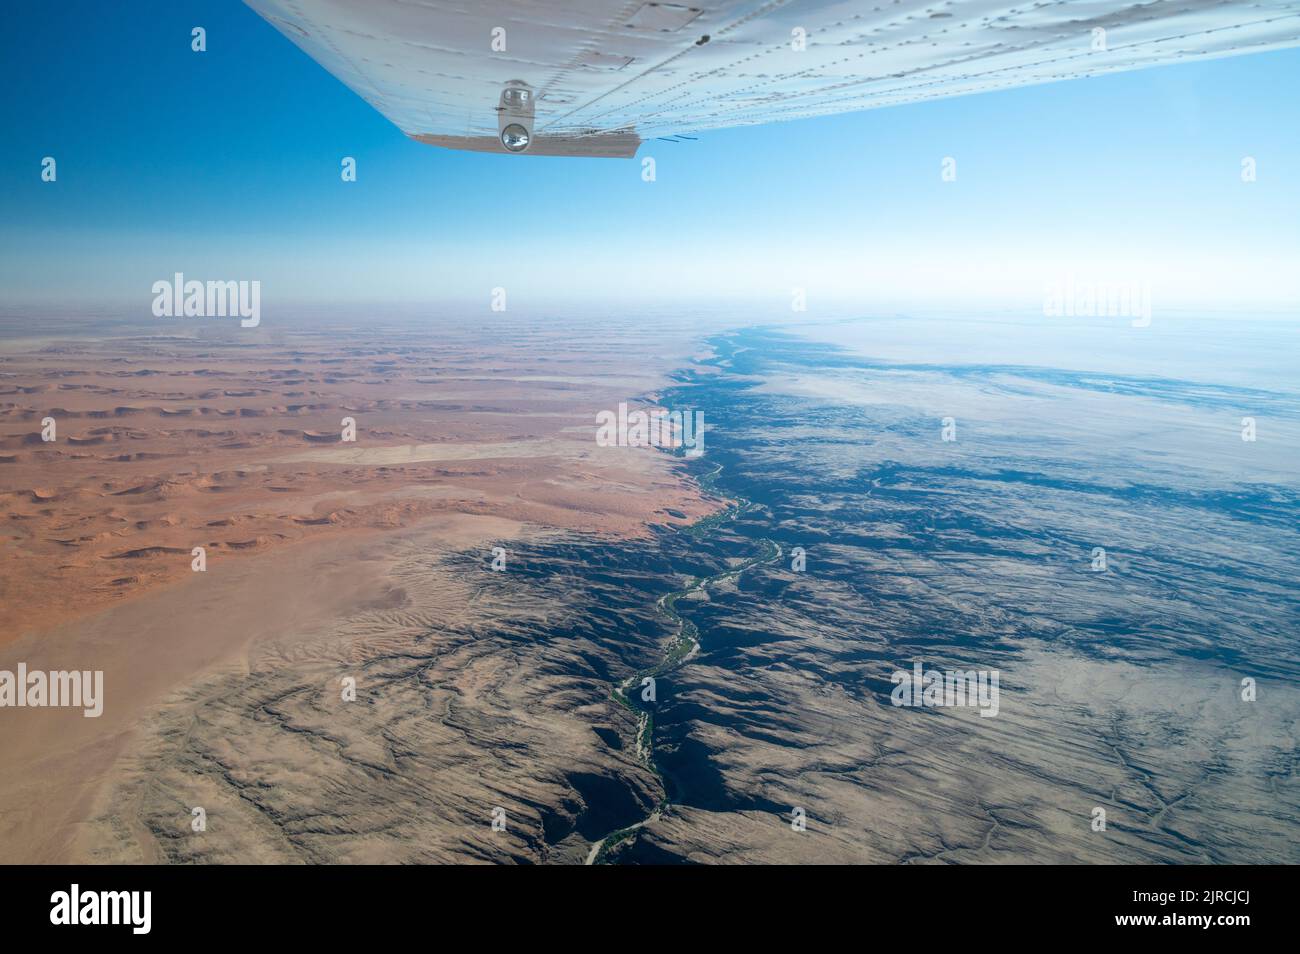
[501,124,531,152]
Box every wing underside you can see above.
[244,0,1300,156]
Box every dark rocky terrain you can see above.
[70,327,1300,864]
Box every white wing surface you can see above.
[245,1,1300,156]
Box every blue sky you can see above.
[2,0,1298,315]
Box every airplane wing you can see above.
[244,0,1300,157]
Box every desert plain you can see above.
[2,311,1297,866]
[0,310,719,862]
